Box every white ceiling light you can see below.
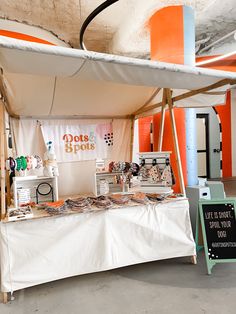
[196,50,236,66]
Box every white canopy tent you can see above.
[0,36,236,215]
[0,36,235,119]
[1,37,236,303]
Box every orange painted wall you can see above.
[139,108,187,192]
[149,6,184,64]
[138,117,153,152]
[0,30,55,45]
[153,109,187,192]
[196,55,235,177]
[139,109,187,192]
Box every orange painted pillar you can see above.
[148,5,196,191]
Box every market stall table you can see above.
[0,197,195,294]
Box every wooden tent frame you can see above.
[1,78,235,219]
[0,79,235,303]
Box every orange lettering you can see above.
[74,135,80,142]
[65,143,73,153]
[74,145,80,153]
[63,134,73,142]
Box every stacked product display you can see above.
[95,154,174,196]
[8,191,181,220]
[109,161,140,176]
[6,153,177,221]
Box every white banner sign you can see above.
[41,123,113,162]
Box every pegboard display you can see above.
[138,152,174,188]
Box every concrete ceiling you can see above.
[0,0,235,58]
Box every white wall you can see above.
[195,107,220,178]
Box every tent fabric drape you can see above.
[1,37,235,118]
[0,199,195,293]
[11,118,131,196]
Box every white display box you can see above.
[13,176,58,207]
[94,172,123,196]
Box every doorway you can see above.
[196,114,210,178]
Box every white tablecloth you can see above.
[0,199,196,292]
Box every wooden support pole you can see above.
[191,255,197,265]
[133,88,162,115]
[158,89,167,151]
[134,101,163,117]
[172,78,233,102]
[0,77,19,119]
[4,121,11,206]
[166,89,186,196]
[5,171,11,207]
[130,117,135,161]
[2,292,8,304]
[138,78,233,116]
[0,101,6,219]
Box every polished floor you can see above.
[0,179,236,313]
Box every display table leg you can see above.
[2,292,8,304]
[191,255,197,265]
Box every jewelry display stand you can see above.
[138,151,173,193]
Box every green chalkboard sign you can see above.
[198,198,236,274]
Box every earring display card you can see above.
[17,188,31,205]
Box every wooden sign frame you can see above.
[198,198,236,275]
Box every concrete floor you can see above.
[220,177,236,197]
[1,252,236,314]
[1,179,236,313]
